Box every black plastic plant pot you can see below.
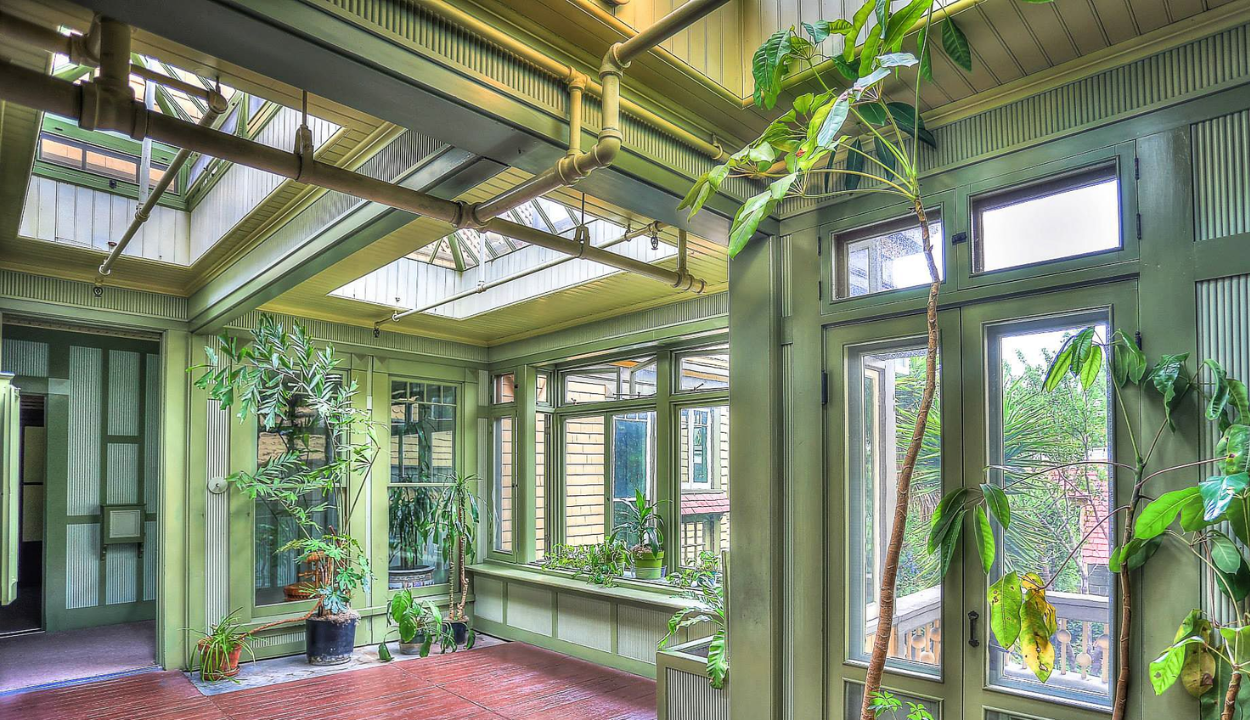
[451,621,469,646]
[305,614,359,665]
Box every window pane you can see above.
[839,219,943,298]
[493,416,514,552]
[254,395,335,606]
[536,372,551,406]
[976,170,1119,272]
[85,150,138,183]
[678,347,729,392]
[610,412,656,547]
[562,356,657,404]
[390,381,457,483]
[40,135,83,167]
[535,412,549,560]
[493,373,515,404]
[847,343,942,676]
[986,316,1113,706]
[679,405,729,567]
[388,486,448,588]
[564,416,606,546]
[843,683,941,720]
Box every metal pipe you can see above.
[128,64,218,104]
[469,0,728,224]
[99,100,225,276]
[0,10,100,66]
[391,222,664,321]
[566,76,584,158]
[0,21,708,296]
[405,0,724,161]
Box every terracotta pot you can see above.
[200,645,243,681]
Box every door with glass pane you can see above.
[826,311,964,719]
[960,284,1136,720]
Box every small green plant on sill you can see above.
[868,690,934,720]
[191,609,254,683]
[378,590,471,661]
[191,314,377,620]
[661,552,728,690]
[540,540,631,587]
[926,326,1249,719]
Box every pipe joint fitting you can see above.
[128,100,149,141]
[456,201,488,230]
[566,71,589,91]
[78,83,102,132]
[600,45,628,77]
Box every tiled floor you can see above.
[0,620,157,693]
[0,642,657,720]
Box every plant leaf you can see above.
[1218,424,1249,475]
[378,641,393,662]
[1147,353,1191,428]
[917,26,933,81]
[816,97,851,146]
[884,0,934,50]
[707,629,729,689]
[727,190,774,258]
[988,571,1022,648]
[1200,473,1250,522]
[885,101,936,148]
[1112,332,1148,387]
[1227,494,1250,546]
[980,483,1010,530]
[937,509,964,578]
[752,29,794,109]
[1151,637,1205,695]
[844,138,865,191]
[1205,359,1230,421]
[940,18,972,72]
[928,488,968,552]
[1078,343,1104,391]
[1135,486,1201,539]
[877,52,918,68]
[677,164,730,220]
[1020,579,1057,682]
[973,506,995,574]
[1211,531,1244,574]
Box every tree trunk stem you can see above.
[860,201,940,720]
[1223,671,1242,720]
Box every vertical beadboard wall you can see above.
[1193,109,1250,243]
[205,395,231,628]
[664,667,730,720]
[1198,274,1250,624]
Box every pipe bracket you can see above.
[128,100,149,141]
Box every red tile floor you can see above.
[0,642,657,720]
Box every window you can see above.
[561,356,657,404]
[536,371,551,406]
[836,214,944,298]
[847,342,942,676]
[493,416,514,552]
[388,381,458,589]
[535,412,550,559]
[254,392,336,606]
[39,133,172,191]
[677,346,729,392]
[678,405,729,567]
[974,165,1120,273]
[563,415,606,546]
[493,373,516,404]
[985,315,1113,706]
[610,411,657,545]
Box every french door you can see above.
[826,281,1137,719]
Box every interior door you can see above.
[825,310,964,719]
[959,283,1137,720]
[1,374,18,606]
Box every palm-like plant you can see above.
[611,489,667,556]
[435,473,482,625]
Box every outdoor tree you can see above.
[929,326,1250,720]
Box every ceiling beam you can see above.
[68,0,770,243]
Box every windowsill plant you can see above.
[660,551,727,688]
[612,489,669,580]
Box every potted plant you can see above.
[193,610,253,682]
[612,489,668,580]
[435,472,482,646]
[388,486,440,589]
[660,551,728,688]
[192,315,378,666]
[379,589,460,658]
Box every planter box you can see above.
[656,637,728,720]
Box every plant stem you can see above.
[1112,462,1145,720]
[860,200,938,720]
[1223,671,1242,720]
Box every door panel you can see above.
[960,282,1138,719]
[825,310,964,718]
[1,375,18,606]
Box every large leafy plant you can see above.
[929,326,1249,720]
[192,315,377,618]
[377,590,471,661]
[610,489,667,556]
[435,473,482,624]
[661,552,728,689]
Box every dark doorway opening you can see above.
[1,394,44,637]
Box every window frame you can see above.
[833,211,946,302]
[673,343,730,395]
[673,399,730,570]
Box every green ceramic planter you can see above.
[635,550,665,580]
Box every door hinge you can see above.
[1134,157,1140,180]
[1136,213,1142,240]
[821,371,829,406]
[818,280,822,301]
[951,231,968,245]
[817,235,823,256]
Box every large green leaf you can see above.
[884,0,934,50]
[857,102,888,126]
[1135,486,1201,539]
[988,572,1022,648]
[981,483,1010,530]
[1109,536,1162,573]
[677,164,730,221]
[885,101,937,148]
[1228,494,1250,546]
[1200,473,1250,522]
[1043,327,1095,392]
[802,19,853,44]
[1227,379,1250,427]
[377,640,393,662]
[936,509,963,578]
[916,26,933,82]
[846,1,876,62]
[1206,359,1231,421]
[1078,343,1104,391]
[707,629,728,689]
[844,138,865,191]
[1210,530,1244,574]
[1111,332,1148,387]
[1179,492,1220,533]
[928,488,968,552]
[816,97,851,146]
[1147,353,1192,428]
[874,138,895,174]
[940,18,971,72]
[752,29,794,109]
[727,190,772,258]
[1218,424,1250,474]
[973,506,994,574]
[1213,554,1250,603]
[832,55,860,80]
[1151,637,1205,695]
[1220,626,1250,664]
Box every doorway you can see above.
[0,393,45,637]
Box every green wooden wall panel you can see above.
[107,350,140,436]
[105,443,139,505]
[505,581,554,637]
[475,576,505,623]
[67,346,101,516]
[664,666,730,720]
[616,602,673,664]
[144,353,160,513]
[66,522,99,609]
[0,270,188,323]
[105,545,139,605]
[0,339,48,377]
[143,519,157,602]
[1193,109,1250,242]
[557,592,613,652]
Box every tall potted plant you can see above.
[192,315,377,666]
[436,472,482,646]
[612,489,668,579]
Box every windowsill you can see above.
[469,561,695,611]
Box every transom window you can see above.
[561,356,657,404]
[39,133,170,189]
[676,345,729,392]
[835,214,944,299]
[973,164,1120,273]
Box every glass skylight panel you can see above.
[536,197,578,235]
[510,202,551,233]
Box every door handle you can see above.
[968,610,980,648]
